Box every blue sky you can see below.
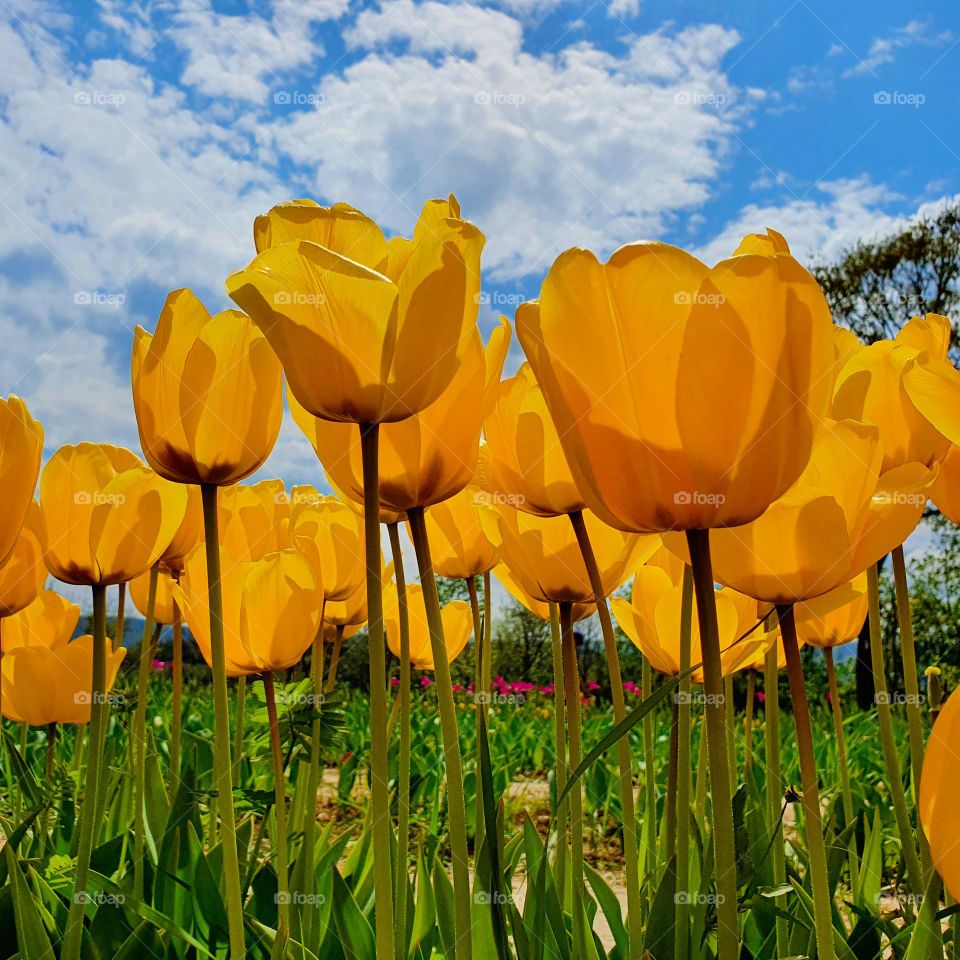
[2,0,958,491]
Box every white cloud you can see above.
[608,0,640,19]
[844,19,954,78]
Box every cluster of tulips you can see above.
[2,193,960,960]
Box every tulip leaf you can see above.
[332,866,376,960]
[4,844,55,960]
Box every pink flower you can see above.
[451,683,463,692]
[540,683,555,696]
[391,676,400,687]
[623,681,642,696]
[756,690,765,703]
[586,680,601,692]
[420,676,433,688]
[151,659,168,671]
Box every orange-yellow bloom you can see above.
[517,237,835,533]
[832,314,952,471]
[494,564,593,623]
[161,485,203,573]
[1,635,125,725]
[1,589,80,651]
[384,581,472,670]
[667,420,934,604]
[130,566,178,625]
[931,443,960,525]
[174,545,322,676]
[132,289,282,485]
[478,363,585,517]
[290,319,510,512]
[41,444,189,586]
[0,502,47,617]
[424,487,499,579]
[218,479,291,562]
[794,574,868,648]
[920,687,960,901]
[289,492,365,602]
[0,396,43,567]
[227,197,483,425]
[484,506,657,605]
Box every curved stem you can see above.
[359,423,396,960]
[388,521,412,960]
[568,509,643,952]
[548,602,568,901]
[407,506,472,960]
[263,671,290,943]
[892,545,932,879]
[560,601,588,954]
[674,563,694,960]
[779,604,835,960]
[685,529,739,960]
[824,647,860,901]
[763,645,787,958]
[867,562,923,890]
[200,483,246,957]
[170,578,183,793]
[133,563,159,902]
[62,583,109,960]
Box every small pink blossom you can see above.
[420,676,433,688]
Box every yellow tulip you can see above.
[666,420,934,604]
[832,314,952,471]
[611,559,770,681]
[794,574,868,648]
[289,493,365,602]
[484,506,657,605]
[0,502,47,617]
[174,545,322,676]
[493,563,593,623]
[290,319,510,512]
[904,341,960,451]
[478,362,585,517]
[384,581,472,670]
[227,197,484,425]
[1,635,125,725]
[1,589,80,651]
[423,487,499,579]
[130,566,177,625]
[161,485,203,573]
[132,289,282,485]
[0,396,43,567]
[920,687,960,901]
[517,238,835,533]
[931,443,960,524]
[218,479,291,561]
[41,444,189,586]
[324,583,368,631]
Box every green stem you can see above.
[263,671,290,942]
[724,674,736,789]
[569,509,643,952]
[389,522,412,960]
[407,506,472,960]
[744,671,756,773]
[824,647,861,901]
[674,564,694,960]
[62,583,109,960]
[467,575,485,854]
[665,700,678,864]
[325,626,344,694]
[641,656,657,876]
[694,713,708,827]
[200,482,246,957]
[114,581,126,651]
[559,601,588,955]
[549,602,568,902]
[300,617,323,950]
[359,423,396,959]
[867,562,923,890]
[170,580,183,794]
[764,646,787,958]
[779,604,835,960]
[892,544,932,879]
[482,573,492,696]
[233,675,246,788]
[685,528,739,960]
[133,563,159,902]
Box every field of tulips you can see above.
[1,197,960,960]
